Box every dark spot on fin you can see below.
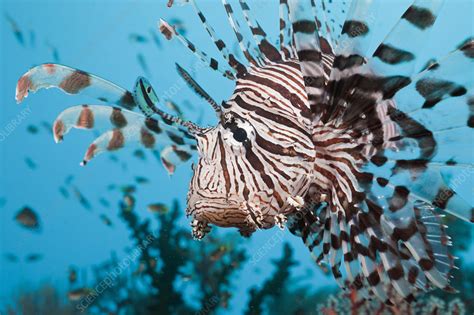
[292,20,316,34]
[173,146,192,161]
[420,58,439,72]
[341,20,369,37]
[458,37,474,59]
[333,54,365,70]
[166,131,185,145]
[145,118,162,134]
[389,186,410,212]
[110,108,127,128]
[119,91,135,110]
[59,70,91,94]
[417,78,467,108]
[402,5,436,30]
[373,44,414,65]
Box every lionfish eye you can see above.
[232,128,247,142]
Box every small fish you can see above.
[0,197,6,207]
[99,198,110,208]
[51,47,60,63]
[4,253,18,263]
[220,291,231,309]
[122,195,135,211]
[137,53,151,77]
[64,174,74,186]
[149,29,162,49]
[99,214,113,227]
[165,100,184,118]
[68,288,93,301]
[24,157,37,170]
[209,245,228,261]
[72,187,91,210]
[59,186,69,199]
[230,261,240,269]
[149,258,157,269]
[129,33,148,43]
[109,154,119,163]
[121,185,136,194]
[68,267,78,283]
[133,149,146,161]
[147,203,169,214]
[14,206,40,230]
[26,124,39,134]
[5,14,24,46]
[25,253,43,262]
[40,121,53,135]
[107,184,116,191]
[133,261,146,275]
[180,273,192,281]
[46,41,60,63]
[134,176,149,184]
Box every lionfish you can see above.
[15,0,474,304]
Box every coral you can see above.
[244,243,298,315]
[80,189,247,314]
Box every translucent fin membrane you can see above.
[53,105,195,173]
[320,0,352,47]
[335,0,379,57]
[16,63,136,110]
[369,0,445,78]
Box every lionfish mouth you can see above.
[187,197,274,231]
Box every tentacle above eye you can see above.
[175,63,221,116]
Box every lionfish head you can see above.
[186,63,316,238]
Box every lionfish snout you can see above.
[186,191,279,238]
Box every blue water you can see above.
[1,0,473,313]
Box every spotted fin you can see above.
[369,1,445,78]
[16,63,136,110]
[297,196,456,303]
[53,105,195,173]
